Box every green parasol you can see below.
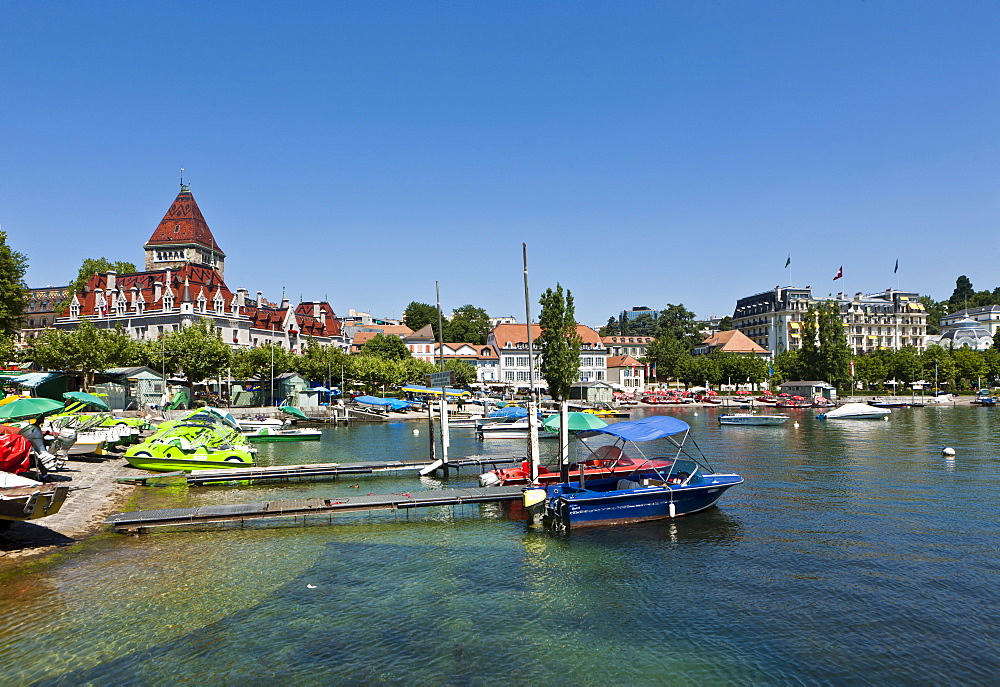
[63,391,111,411]
[280,406,309,421]
[542,411,609,432]
[0,397,66,422]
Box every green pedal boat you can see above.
[125,408,256,472]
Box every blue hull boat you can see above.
[525,415,744,531]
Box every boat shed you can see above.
[94,367,166,410]
[2,371,72,401]
[569,381,615,404]
[778,381,838,400]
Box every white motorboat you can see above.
[718,413,790,425]
[237,417,285,432]
[0,472,70,524]
[448,415,485,428]
[476,417,557,440]
[817,403,890,420]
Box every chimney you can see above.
[153,281,162,302]
[107,271,117,292]
[281,296,290,309]
[256,291,263,306]
[312,302,320,319]
[237,288,247,306]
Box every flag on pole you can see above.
[833,266,843,280]
[894,259,898,274]
[784,255,791,268]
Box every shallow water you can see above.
[1,407,998,684]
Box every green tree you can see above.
[403,302,442,337]
[0,231,28,338]
[537,284,582,401]
[949,275,975,312]
[921,345,956,391]
[59,257,137,313]
[717,316,733,332]
[890,346,922,386]
[444,304,491,345]
[771,350,801,385]
[230,342,295,381]
[920,296,947,335]
[403,357,438,384]
[598,316,620,337]
[655,304,701,349]
[351,355,405,393]
[0,335,16,364]
[993,329,1000,351]
[797,302,850,388]
[952,347,987,391]
[294,338,350,384]
[645,334,691,382]
[163,319,232,384]
[443,358,477,386]
[361,333,411,361]
[26,318,139,389]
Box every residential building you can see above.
[18,286,68,345]
[404,325,436,362]
[606,355,646,392]
[487,323,607,390]
[54,184,343,352]
[601,335,653,359]
[619,306,660,325]
[940,305,1000,337]
[694,330,770,358]
[731,287,927,356]
[434,343,500,384]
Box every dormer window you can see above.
[69,303,80,319]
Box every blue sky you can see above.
[3,1,997,327]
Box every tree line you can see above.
[19,319,476,393]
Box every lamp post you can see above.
[270,344,275,408]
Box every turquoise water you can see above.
[1,407,998,684]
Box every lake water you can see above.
[1,406,998,685]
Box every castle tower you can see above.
[143,184,226,278]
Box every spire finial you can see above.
[180,167,190,192]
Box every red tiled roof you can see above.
[144,188,224,254]
[700,329,768,354]
[607,355,642,367]
[491,324,603,346]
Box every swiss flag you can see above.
[833,266,843,280]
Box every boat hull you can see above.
[0,484,70,521]
[125,454,256,472]
[542,475,743,529]
[246,431,321,442]
[718,414,789,425]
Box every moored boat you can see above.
[817,403,890,419]
[0,472,70,525]
[244,427,322,442]
[125,408,256,471]
[523,415,743,530]
[718,413,790,425]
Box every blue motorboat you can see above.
[524,415,743,530]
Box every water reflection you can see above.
[3,407,1000,684]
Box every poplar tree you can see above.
[537,283,581,400]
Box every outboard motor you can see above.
[18,423,61,474]
[51,427,78,462]
[479,471,501,487]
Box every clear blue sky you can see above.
[3,1,997,327]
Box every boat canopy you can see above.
[579,415,690,442]
[353,395,393,406]
[401,385,471,397]
[488,407,528,419]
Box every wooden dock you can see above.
[180,457,519,486]
[105,485,525,533]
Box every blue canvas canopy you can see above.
[353,395,393,406]
[579,415,690,442]
[488,407,528,419]
[385,399,412,410]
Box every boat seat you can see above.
[594,445,625,462]
[616,479,640,491]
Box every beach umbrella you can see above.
[280,406,310,420]
[0,397,65,422]
[778,393,791,397]
[791,395,805,401]
[542,412,609,432]
[63,391,111,411]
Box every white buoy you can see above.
[412,428,419,435]
[793,421,799,428]
[693,412,698,417]
[942,447,955,456]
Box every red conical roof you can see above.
[144,186,225,255]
